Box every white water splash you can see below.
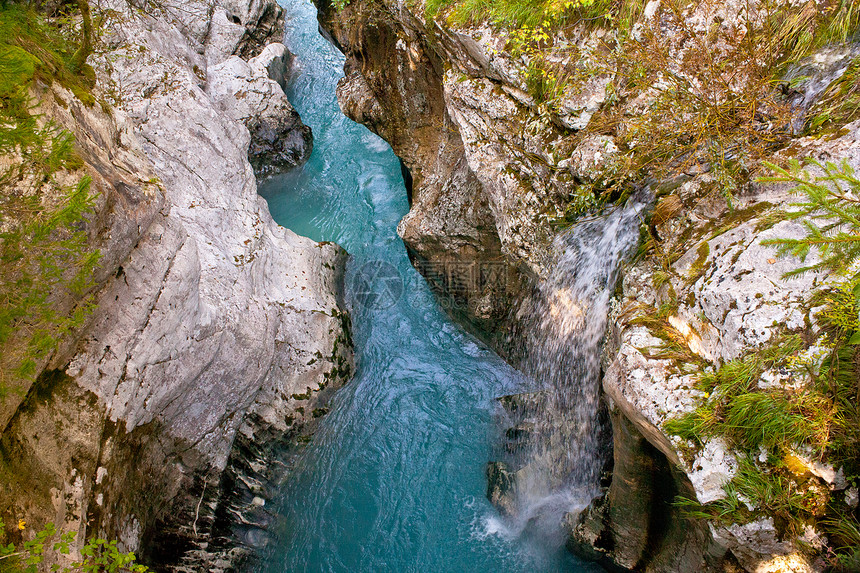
[504,197,650,534]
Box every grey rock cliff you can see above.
[208,43,313,179]
[0,0,351,570]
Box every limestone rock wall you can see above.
[0,0,351,570]
[583,122,860,573]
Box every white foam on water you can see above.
[478,514,516,541]
[363,132,392,153]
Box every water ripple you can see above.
[257,1,604,572]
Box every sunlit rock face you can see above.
[208,43,313,178]
[590,120,860,573]
[0,0,351,570]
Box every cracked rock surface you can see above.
[0,0,350,570]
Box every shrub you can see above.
[806,57,860,134]
[677,456,827,539]
[0,519,148,573]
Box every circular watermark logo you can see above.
[352,260,404,310]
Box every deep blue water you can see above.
[257,2,602,571]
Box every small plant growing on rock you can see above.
[0,519,148,572]
[760,159,860,281]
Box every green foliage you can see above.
[759,0,859,71]
[662,335,831,452]
[0,176,100,388]
[822,514,860,571]
[722,391,830,451]
[760,159,860,282]
[813,279,860,478]
[666,277,860,562]
[433,0,632,30]
[524,54,564,105]
[818,280,860,335]
[0,1,101,396]
[677,456,827,538]
[549,186,601,229]
[0,519,147,572]
[0,46,39,100]
[725,457,816,526]
[662,405,715,444]
[0,2,96,105]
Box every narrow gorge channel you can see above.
[2,0,857,570]
[257,1,602,571]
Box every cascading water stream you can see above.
[255,0,643,570]
[498,201,648,537]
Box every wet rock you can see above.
[565,493,612,566]
[498,391,544,418]
[486,462,517,517]
[783,43,860,133]
[504,423,533,443]
[495,393,542,457]
[567,409,727,573]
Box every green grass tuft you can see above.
[722,392,825,450]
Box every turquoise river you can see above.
[258,1,603,571]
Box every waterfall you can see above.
[493,196,650,540]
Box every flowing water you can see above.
[500,203,647,537]
[257,1,627,570]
